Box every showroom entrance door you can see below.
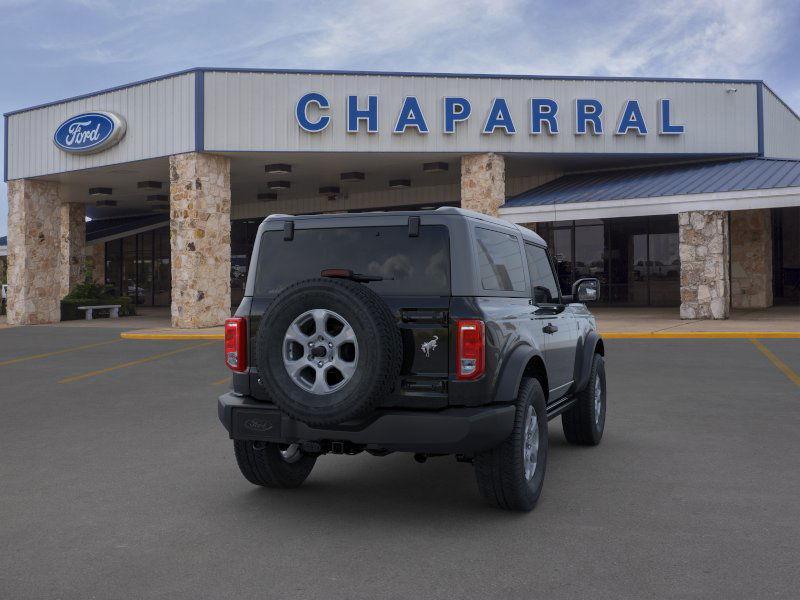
[537,215,680,307]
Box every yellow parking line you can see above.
[0,339,121,367]
[121,332,223,340]
[750,339,800,388]
[211,376,230,385]
[59,341,215,384]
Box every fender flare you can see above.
[495,344,542,404]
[573,331,604,394]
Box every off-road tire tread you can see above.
[233,440,316,488]
[474,378,547,511]
[562,353,604,446]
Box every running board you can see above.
[546,395,578,420]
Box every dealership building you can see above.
[4,67,799,327]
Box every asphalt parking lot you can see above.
[1,325,799,599]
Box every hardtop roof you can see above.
[263,206,546,246]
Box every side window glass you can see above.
[474,227,526,292]
[525,243,560,304]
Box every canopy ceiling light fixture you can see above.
[388,179,411,188]
[146,194,169,202]
[265,163,292,174]
[95,199,117,207]
[267,180,291,190]
[422,162,449,173]
[257,192,278,201]
[88,187,112,196]
[340,172,365,182]
[137,181,162,189]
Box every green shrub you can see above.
[60,267,137,320]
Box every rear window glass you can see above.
[474,227,526,292]
[254,225,450,296]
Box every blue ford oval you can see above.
[53,111,126,154]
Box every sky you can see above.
[1,0,799,237]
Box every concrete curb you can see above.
[601,331,800,339]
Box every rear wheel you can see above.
[474,377,548,511]
[562,353,606,445]
[233,440,316,488]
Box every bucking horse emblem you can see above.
[420,335,439,358]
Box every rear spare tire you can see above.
[255,278,402,426]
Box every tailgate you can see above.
[385,296,450,384]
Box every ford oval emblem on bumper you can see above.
[53,111,127,154]
[244,418,274,432]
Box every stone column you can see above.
[59,202,86,298]
[460,153,505,217]
[6,179,62,325]
[679,210,730,319]
[169,152,231,328]
[86,243,105,285]
[730,209,773,309]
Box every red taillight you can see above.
[456,319,485,380]
[224,317,247,372]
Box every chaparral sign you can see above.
[295,94,685,137]
[53,111,127,154]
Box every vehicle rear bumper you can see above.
[218,392,515,454]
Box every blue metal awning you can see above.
[504,158,800,208]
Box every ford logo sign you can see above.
[53,111,126,154]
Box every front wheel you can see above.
[562,353,606,445]
[474,377,548,511]
[233,440,316,488]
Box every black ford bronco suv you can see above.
[218,207,606,511]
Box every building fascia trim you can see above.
[3,114,8,182]
[194,70,204,152]
[756,82,765,157]
[4,67,767,118]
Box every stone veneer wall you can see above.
[169,152,231,328]
[86,243,105,285]
[730,209,773,309]
[59,202,86,298]
[460,153,505,217]
[679,210,730,319]
[6,179,62,325]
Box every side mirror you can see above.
[572,278,599,302]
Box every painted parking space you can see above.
[0,326,124,364]
[0,328,226,389]
[752,339,800,385]
[1,328,799,599]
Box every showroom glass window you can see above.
[535,216,678,306]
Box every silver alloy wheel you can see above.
[283,309,358,395]
[279,443,302,463]
[523,404,539,481]
[594,375,603,426]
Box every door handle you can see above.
[542,323,558,335]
